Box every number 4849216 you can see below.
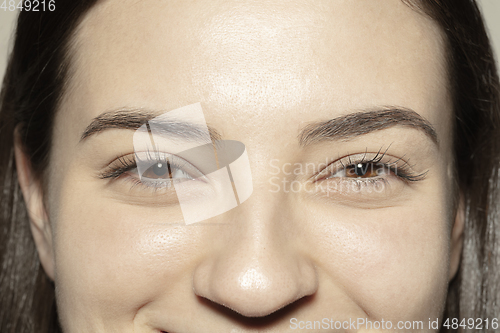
[1,0,55,11]
[443,318,499,330]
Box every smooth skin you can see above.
[16,0,464,332]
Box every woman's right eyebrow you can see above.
[298,107,439,148]
[79,108,222,144]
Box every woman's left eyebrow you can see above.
[298,107,439,148]
[79,108,222,143]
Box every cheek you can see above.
[52,181,203,326]
[302,192,450,320]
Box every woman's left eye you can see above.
[327,162,389,179]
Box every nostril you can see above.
[196,294,316,328]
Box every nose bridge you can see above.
[192,188,318,317]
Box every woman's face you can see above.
[25,0,463,331]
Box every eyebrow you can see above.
[298,107,439,147]
[80,108,222,143]
[81,107,438,148]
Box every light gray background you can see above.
[1,1,500,83]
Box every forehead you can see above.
[65,0,450,141]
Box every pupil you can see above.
[153,162,168,176]
[354,163,366,176]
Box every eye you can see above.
[140,161,194,182]
[329,162,389,179]
[99,152,205,191]
[314,150,427,185]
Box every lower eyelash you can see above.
[316,176,391,198]
[332,176,389,190]
[123,173,175,192]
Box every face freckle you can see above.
[47,0,456,332]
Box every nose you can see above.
[192,196,318,317]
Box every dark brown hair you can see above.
[404,0,500,326]
[0,2,99,332]
[0,1,499,332]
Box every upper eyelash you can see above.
[100,155,137,180]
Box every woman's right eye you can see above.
[137,161,196,183]
[99,152,217,208]
[100,152,206,192]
